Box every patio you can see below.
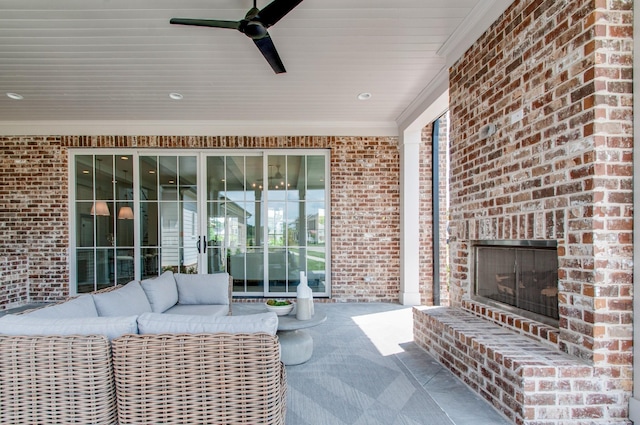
[234,302,512,425]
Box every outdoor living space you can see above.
[0,0,638,424]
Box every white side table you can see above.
[277,312,327,365]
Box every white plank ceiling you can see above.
[0,0,511,134]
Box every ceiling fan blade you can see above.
[253,35,286,74]
[170,18,240,30]
[258,0,304,28]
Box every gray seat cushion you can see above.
[163,304,229,317]
[137,311,278,335]
[93,280,152,317]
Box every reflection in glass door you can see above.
[207,155,264,293]
[139,155,198,279]
[265,154,327,295]
[74,154,135,293]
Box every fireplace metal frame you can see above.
[470,240,559,327]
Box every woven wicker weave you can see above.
[113,333,286,425]
[0,335,118,425]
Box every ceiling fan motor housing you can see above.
[241,20,269,39]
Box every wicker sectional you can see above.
[0,273,287,425]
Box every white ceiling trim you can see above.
[396,0,514,132]
[0,120,399,137]
[396,66,449,132]
[437,0,515,67]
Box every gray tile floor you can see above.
[235,302,512,425]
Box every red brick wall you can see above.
[0,135,401,308]
[420,115,450,306]
[447,0,633,418]
[0,137,69,303]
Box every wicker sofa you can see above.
[0,271,287,425]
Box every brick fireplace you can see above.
[414,0,633,424]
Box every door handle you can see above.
[197,236,207,254]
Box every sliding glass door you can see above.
[71,150,330,297]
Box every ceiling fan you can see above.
[170,0,304,74]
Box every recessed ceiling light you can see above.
[357,92,372,101]
[6,92,24,100]
[169,92,183,100]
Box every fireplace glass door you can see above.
[474,243,559,321]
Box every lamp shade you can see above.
[118,206,134,220]
[91,201,110,216]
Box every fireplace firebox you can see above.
[472,240,558,326]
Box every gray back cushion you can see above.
[140,271,178,313]
[26,295,98,319]
[174,273,229,305]
[93,280,152,317]
[137,312,278,336]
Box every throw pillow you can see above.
[140,271,178,313]
[26,295,99,319]
[93,280,152,317]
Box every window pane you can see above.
[245,201,261,247]
[159,156,177,201]
[246,156,263,202]
[208,247,226,274]
[116,155,133,201]
[161,247,179,273]
[142,248,159,279]
[267,155,286,193]
[207,156,225,200]
[95,155,113,201]
[96,249,113,289]
[307,202,326,246]
[267,202,286,246]
[140,156,158,201]
[116,248,134,284]
[182,201,198,272]
[75,155,94,200]
[286,201,302,246]
[76,249,95,293]
[96,209,114,247]
[179,156,197,189]
[268,248,287,292]
[77,203,94,247]
[307,247,326,293]
[287,156,303,201]
[225,156,245,201]
[307,155,325,201]
[116,204,134,246]
[207,202,226,248]
[160,202,179,248]
[141,202,158,246]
